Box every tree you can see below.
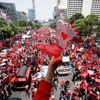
[49,20,56,29]
[85,14,99,36]
[17,21,28,27]
[32,22,42,29]
[69,13,84,24]
[0,18,12,39]
[74,19,89,36]
[35,22,42,29]
[96,18,100,35]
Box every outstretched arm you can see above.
[33,56,62,100]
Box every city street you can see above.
[0,1,100,100]
[11,90,32,100]
[10,64,74,100]
[54,65,75,100]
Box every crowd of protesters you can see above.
[69,36,100,100]
[52,35,100,100]
[0,26,57,100]
[0,24,100,100]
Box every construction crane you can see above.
[32,0,35,9]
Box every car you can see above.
[7,97,22,100]
[56,56,71,75]
[56,64,71,75]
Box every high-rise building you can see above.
[53,6,67,20]
[0,2,17,22]
[82,0,100,17]
[67,0,83,17]
[28,0,36,21]
[30,0,36,20]
[67,0,100,17]
[28,9,35,21]
[53,0,67,20]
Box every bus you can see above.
[13,66,31,90]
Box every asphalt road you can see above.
[54,65,75,100]
[10,65,74,100]
[11,89,32,100]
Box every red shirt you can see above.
[87,87,92,92]
[33,80,53,100]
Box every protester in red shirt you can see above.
[33,56,62,100]
[60,80,65,89]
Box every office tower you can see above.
[0,2,17,22]
[67,0,83,17]
[28,9,35,21]
[28,0,36,21]
[53,0,67,20]
[67,0,100,17]
[82,0,100,17]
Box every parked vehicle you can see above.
[13,66,31,90]
[56,56,71,75]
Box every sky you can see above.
[0,0,67,21]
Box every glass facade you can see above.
[0,2,17,22]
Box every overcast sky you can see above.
[0,0,67,21]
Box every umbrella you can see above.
[35,71,46,78]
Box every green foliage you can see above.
[10,22,27,33]
[49,20,56,29]
[0,18,7,26]
[32,22,42,29]
[97,19,100,34]
[74,19,89,36]
[0,18,29,39]
[69,13,84,24]
[73,14,99,36]
[0,13,99,40]
[18,21,28,27]
[0,18,12,36]
[85,14,99,26]
[35,22,42,29]
[85,14,99,36]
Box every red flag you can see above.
[37,44,62,58]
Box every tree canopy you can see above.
[49,20,56,29]
[74,19,89,36]
[73,14,99,36]
[69,13,84,24]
